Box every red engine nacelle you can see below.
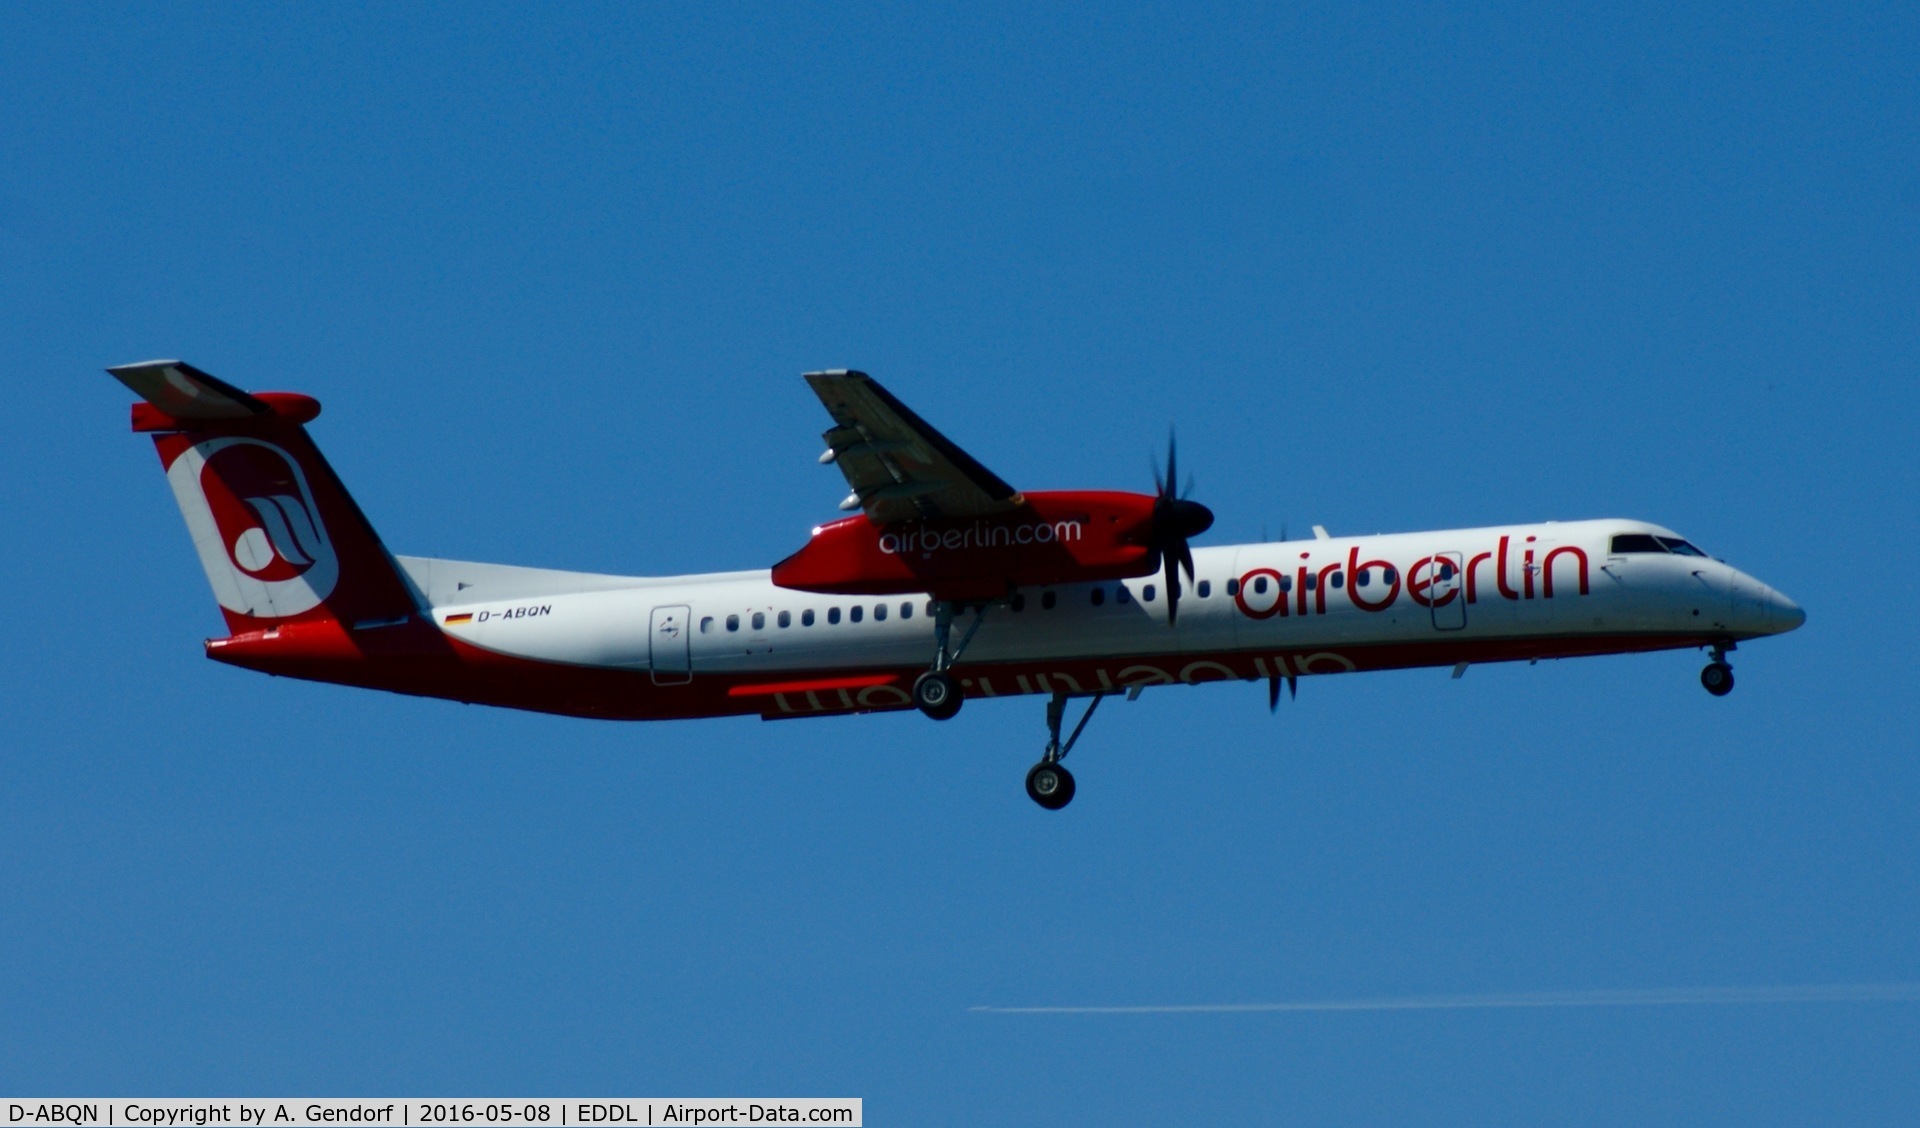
[771,490,1162,601]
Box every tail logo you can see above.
[202,442,326,580]
[165,437,340,617]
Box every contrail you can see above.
[970,983,1920,1015]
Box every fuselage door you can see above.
[1430,551,1466,630]
[650,604,693,685]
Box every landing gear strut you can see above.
[913,600,985,721]
[1701,641,1735,697]
[1026,690,1109,810]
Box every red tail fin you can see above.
[110,360,419,634]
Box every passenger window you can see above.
[900,602,913,619]
[699,616,714,633]
[873,604,887,621]
[1116,586,1131,605]
[751,611,765,630]
[1357,569,1370,587]
[1305,574,1318,591]
[1330,572,1344,589]
[1279,575,1292,592]
[1610,534,1666,554]
[925,600,935,617]
[802,609,815,627]
[1143,584,1156,601]
[1041,591,1057,610]
[1383,567,1396,584]
[850,606,863,623]
[828,607,841,625]
[726,614,740,632]
[1438,563,1454,580]
[1656,536,1707,557]
[777,610,791,628]
[1253,576,1268,594]
[1197,580,1211,598]
[1010,594,1026,612]
[1091,588,1105,606]
[1226,578,1239,596]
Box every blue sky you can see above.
[4,2,1917,1121]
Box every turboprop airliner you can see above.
[109,361,1805,809]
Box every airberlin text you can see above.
[878,520,1083,556]
[1234,535,1589,620]
[766,654,1357,715]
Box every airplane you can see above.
[108,360,1806,809]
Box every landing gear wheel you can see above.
[913,670,964,720]
[1701,662,1734,696]
[1026,762,1076,810]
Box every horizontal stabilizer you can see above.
[108,360,269,420]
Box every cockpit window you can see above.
[1610,534,1666,554]
[1611,532,1709,556]
[1656,536,1706,557]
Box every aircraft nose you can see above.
[1725,569,1806,636]
[1766,588,1807,633]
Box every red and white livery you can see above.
[111,361,1805,808]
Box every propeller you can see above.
[1147,430,1215,626]
[1267,673,1298,713]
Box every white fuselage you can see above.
[412,518,1802,695]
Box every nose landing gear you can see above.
[1701,641,1735,696]
[913,600,986,720]
[1026,690,1110,810]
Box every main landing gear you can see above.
[913,600,986,721]
[1701,641,1736,697]
[1026,690,1110,811]
[908,599,1106,810]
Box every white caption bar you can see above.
[4,1102,859,1128]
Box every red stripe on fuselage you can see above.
[728,674,901,698]
[205,621,1722,722]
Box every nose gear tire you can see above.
[1701,662,1734,696]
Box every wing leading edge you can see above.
[805,370,1023,524]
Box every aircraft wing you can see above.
[806,370,1024,524]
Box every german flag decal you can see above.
[442,612,474,625]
